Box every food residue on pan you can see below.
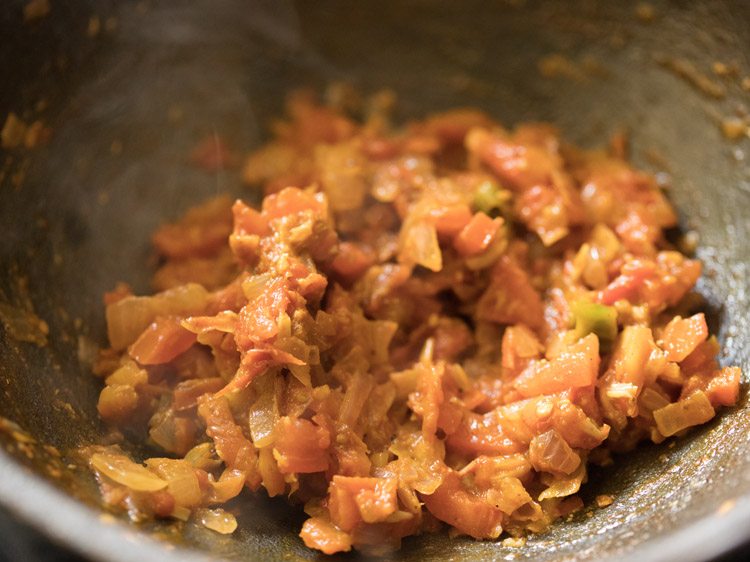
[1,112,51,150]
[656,56,727,100]
[87,15,101,38]
[537,54,608,81]
[720,116,749,142]
[712,61,739,78]
[595,494,614,508]
[634,3,657,23]
[0,302,49,346]
[81,90,742,554]
[716,499,736,517]
[23,0,50,23]
[0,273,49,346]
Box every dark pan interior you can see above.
[1,1,749,561]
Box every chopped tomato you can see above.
[152,196,233,259]
[235,278,290,349]
[331,242,375,284]
[262,186,327,220]
[429,203,473,238]
[273,417,330,474]
[328,476,398,531]
[476,256,545,330]
[513,334,600,398]
[453,212,503,256]
[660,313,709,363]
[705,366,741,407]
[421,471,503,539]
[129,317,197,365]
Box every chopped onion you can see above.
[209,469,246,503]
[399,220,442,272]
[529,430,581,476]
[171,506,192,522]
[241,273,273,301]
[653,391,715,437]
[106,283,209,350]
[605,382,639,400]
[247,374,280,448]
[315,143,368,212]
[184,442,222,471]
[538,463,586,501]
[90,452,168,492]
[197,508,238,534]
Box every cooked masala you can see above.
[84,90,742,554]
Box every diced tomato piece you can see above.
[453,212,503,256]
[421,472,503,539]
[328,476,398,531]
[514,334,600,398]
[273,417,330,474]
[232,200,269,237]
[331,242,375,284]
[216,347,303,396]
[262,186,327,220]
[597,259,655,305]
[514,183,570,246]
[429,204,473,238]
[300,517,352,555]
[476,256,545,330]
[660,313,709,363]
[198,396,259,480]
[682,366,742,408]
[432,318,473,362]
[129,317,197,365]
[152,196,233,259]
[680,337,720,376]
[235,278,290,349]
[448,394,609,457]
[447,409,524,457]
[465,128,555,190]
[706,366,741,407]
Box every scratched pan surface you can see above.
[0,0,749,561]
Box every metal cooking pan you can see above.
[0,0,748,560]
